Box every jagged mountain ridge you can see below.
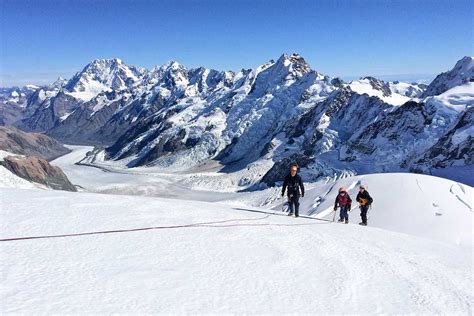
[421,56,474,98]
[1,54,473,186]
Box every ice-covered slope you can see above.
[421,56,474,97]
[341,78,473,183]
[389,80,427,98]
[0,165,41,189]
[348,76,413,105]
[1,183,472,314]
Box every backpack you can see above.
[338,192,350,207]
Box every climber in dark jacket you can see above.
[334,187,352,224]
[281,163,305,217]
[356,185,373,226]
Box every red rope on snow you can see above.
[0,215,272,242]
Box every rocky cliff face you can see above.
[0,126,76,191]
[0,155,76,191]
[0,125,70,160]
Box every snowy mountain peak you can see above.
[159,60,188,87]
[88,57,123,66]
[275,53,312,75]
[361,76,392,97]
[421,56,474,97]
[50,76,68,89]
[155,60,184,73]
[151,60,187,74]
[79,58,126,75]
[455,56,474,71]
[249,53,313,90]
[64,58,142,101]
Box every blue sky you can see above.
[1,0,472,86]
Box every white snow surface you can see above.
[0,150,20,161]
[67,80,110,102]
[52,146,473,246]
[0,166,41,189]
[1,145,472,313]
[389,81,425,98]
[429,82,474,113]
[1,185,472,314]
[348,78,411,105]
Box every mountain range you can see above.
[1,53,472,186]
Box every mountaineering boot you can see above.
[295,213,299,217]
[359,222,367,226]
[338,218,344,222]
[288,212,293,216]
[345,219,349,224]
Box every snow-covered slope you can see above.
[1,177,472,313]
[389,80,427,98]
[421,56,474,97]
[348,76,412,105]
[2,144,472,313]
[296,173,473,246]
[341,79,473,183]
[51,146,473,246]
[0,166,41,189]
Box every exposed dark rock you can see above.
[260,140,275,157]
[0,125,70,160]
[163,129,186,153]
[0,155,76,191]
[363,77,392,97]
[129,128,186,167]
[185,137,200,148]
[330,77,345,88]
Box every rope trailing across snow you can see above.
[0,215,272,242]
[0,207,333,243]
